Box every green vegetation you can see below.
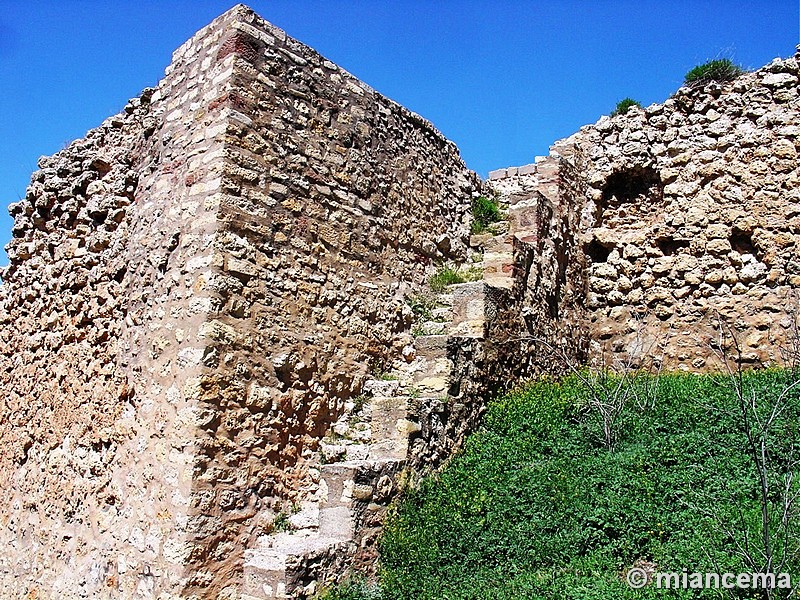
[319,578,381,600]
[470,195,503,234]
[611,98,642,116]
[321,370,800,599]
[428,265,465,292]
[272,511,294,533]
[406,292,441,323]
[427,265,482,292]
[684,58,745,87]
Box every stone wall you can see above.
[490,47,800,372]
[0,5,478,598]
[3,3,800,597]
[181,8,477,596]
[0,7,251,597]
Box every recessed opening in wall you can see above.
[730,228,756,255]
[585,239,613,263]
[656,237,690,256]
[598,166,663,224]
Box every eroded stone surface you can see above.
[489,48,800,372]
[0,5,478,598]
[2,4,800,599]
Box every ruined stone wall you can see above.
[183,9,477,594]
[484,150,590,384]
[0,5,478,598]
[0,8,249,598]
[491,48,800,372]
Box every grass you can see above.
[684,58,744,87]
[470,195,503,234]
[611,98,642,116]
[321,370,800,599]
[428,265,483,292]
[428,266,464,292]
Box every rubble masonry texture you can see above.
[1,4,799,599]
[0,6,477,599]
[490,46,800,373]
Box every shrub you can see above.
[611,98,642,116]
[370,371,800,599]
[318,577,380,600]
[470,195,502,234]
[684,58,744,87]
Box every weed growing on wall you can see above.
[470,195,502,234]
[611,98,642,116]
[685,58,744,87]
[428,265,465,291]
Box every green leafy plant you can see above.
[272,511,294,533]
[363,371,800,599]
[470,195,502,235]
[428,265,467,292]
[317,576,381,600]
[611,98,642,116]
[405,293,440,323]
[684,58,744,87]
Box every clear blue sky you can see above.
[0,1,797,265]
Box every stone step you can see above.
[368,395,410,459]
[483,275,514,290]
[363,378,401,396]
[319,462,358,507]
[435,292,454,307]
[345,443,370,461]
[410,357,451,393]
[450,282,486,338]
[413,334,448,353]
[417,320,448,335]
[469,232,494,249]
[430,306,452,321]
[243,531,347,599]
[486,220,509,235]
[482,233,513,253]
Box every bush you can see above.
[370,371,800,599]
[470,195,502,234]
[317,577,381,600]
[611,98,642,116]
[684,58,744,87]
